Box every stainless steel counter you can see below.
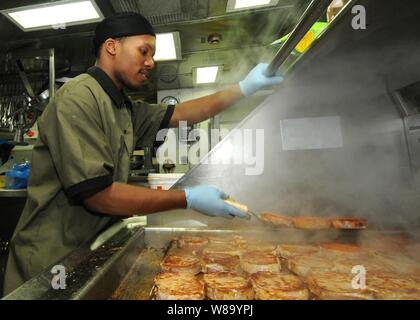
[3,222,146,300]
[0,188,27,198]
[3,220,417,300]
[2,225,248,300]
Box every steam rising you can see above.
[164,0,420,240]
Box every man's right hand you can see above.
[184,186,247,219]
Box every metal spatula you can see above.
[223,199,265,223]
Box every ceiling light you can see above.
[226,0,279,12]
[1,0,103,32]
[195,66,220,84]
[154,32,182,61]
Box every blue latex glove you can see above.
[239,63,284,97]
[184,186,247,220]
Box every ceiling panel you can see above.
[110,0,209,25]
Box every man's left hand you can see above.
[239,63,284,97]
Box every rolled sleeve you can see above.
[41,86,115,200]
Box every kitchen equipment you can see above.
[147,173,184,190]
[223,198,260,222]
[0,49,56,144]
[3,225,418,300]
[129,155,144,170]
[129,148,157,176]
[162,159,176,173]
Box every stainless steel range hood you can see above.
[150,0,420,230]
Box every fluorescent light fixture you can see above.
[195,66,220,84]
[154,32,182,61]
[1,0,103,32]
[226,0,279,12]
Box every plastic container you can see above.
[147,173,185,190]
[5,162,31,189]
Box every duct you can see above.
[110,0,209,25]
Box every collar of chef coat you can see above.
[86,66,133,110]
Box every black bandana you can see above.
[92,12,155,56]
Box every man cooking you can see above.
[3,12,283,295]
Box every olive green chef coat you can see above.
[3,66,174,296]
